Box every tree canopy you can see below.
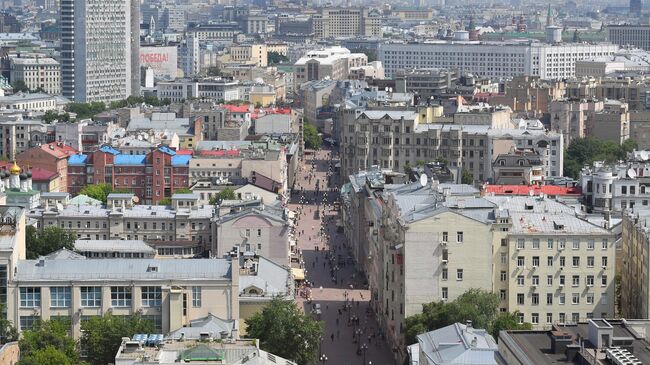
[19,319,79,364]
[268,51,289,65]
[564,138,638,179]
[303,122,322,150]
[42,110,71,124]
[65,102,107,120]
[109,96,171,109]
[461,169,474,185]
[78,183,129,204]
[0,305,17,345]
[245,298,323,365]
[26,226,76,259]
[405,289,531,344]
[209,187,237,205]
[80,314,154,365]
[11,80,31,93]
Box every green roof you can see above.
[178,345,224,362]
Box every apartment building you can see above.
[16,142,78,193]
[0,93,58,112]
[608,25,650,51]
[621,207,650,319]
[229,44,268,67]
[157,78,240,103]
[187,23,241,43]
[550,99,604,146]
[343,172,616,363]
[590,100,630,144]
[378,41,619,79]
[394,68,459,100]
[565,76,650,111]
[67,146,190,204]
[490,76,566,115]
[312,8,381,39]
[339,106,563,184]
[9,57,60,95]
[293,47,367,89]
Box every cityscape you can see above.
[0,0,649,364]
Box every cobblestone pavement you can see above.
[290,147,396,365]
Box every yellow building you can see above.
[229,44,268,67]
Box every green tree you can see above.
[0,305,17,344]
[20,319,78,363]
[405,289,530,345]
[78,183,121,204]
[174,188,192,194]
[11,80,30,93]
[157,197,172,206]
[26,226,76,259]
[209,187,236,204]
[303,122,322,150]
[80,314,154,365]
[245,298,323,365]
[461,169,473,184]
[207,67,222,76]
[20,345,75,365]
[564,138,639,179]
[65,102,106,120]
[268,51,289,65]
[359,48,377,62]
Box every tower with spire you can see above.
[546,4,553,27]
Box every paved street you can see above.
[290,147,396,365]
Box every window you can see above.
[456,269,463,281]
[20,287,41,308]
[20,316,38,331]
[456,232,463,243]
[532,239,540,249]
[601,275,608,286]
[143,315,162,332]
[572,313,580,323]
[517,312,524,324]
[560,256,566,267]
[587,239,595,250]
[547,256,553,266]
[192,287,202,307]
[559,239,566,250]
[547,239,554,249]
[560,275,566,286]
[547,275,553,286]
[517,293,524,305]
[586,275,594,287]
[111,287,132,307]
[586,294,594,304]
[601,293,608,305]
[532,293,539,305]
[572,293,580,304]
[500,290,506,300]
[602,256,608,267]
[547,293,553,305]
[572,239,580,250]
[517,275,524,286]
[572,257,580,267]
[602,239,608,250]
[531,313,539,324]
[50,287,71,308]
[442,232,448,242]
[532,256,540,267]
[141,287,162,307]
[442,287,448,300]
[517,256,524,267]
[572,275,580,287]
[559,313,566,323]
[500,271,506,281]
[80,287,101,307]
[559,294,565,305]
[546,313,553,323]
[587,256,595,267]
[501,253,507,265]
[532,275,539,286]
[517,239,525,249]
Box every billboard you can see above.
[139,46,178,80]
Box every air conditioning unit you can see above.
[532,265,538,270]
[559,284,564,288]
[602,266,607,270]
[442,259,448,265]
[441,241,447,246]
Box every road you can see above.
[290,147,396,365]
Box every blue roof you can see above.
[158,146,176,156]
[68,154,88,165]
[171,155,191,166]
[114,155,146,165]
[99,146,120,155]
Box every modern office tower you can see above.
[60,0,140,102]
[608,25,650,51]
[630,0,642,15]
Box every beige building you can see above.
[293,47,367,89]
[490,76,566,116]
[550,99,604,146]
[229,44,268,67]
[312,7,381,39]
[589,100,630,144]
[9,57,61,95]
[621,208,650,319]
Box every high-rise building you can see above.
[608,25,650,51]
[630,0,642,15]
[60,0,140,102]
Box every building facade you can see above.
[608,25,650,51]
[9,58,61,95]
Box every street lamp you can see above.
[361,343,368,365]
[320,354,328,364]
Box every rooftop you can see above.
[482,185,582,197]
[411,322,498,365]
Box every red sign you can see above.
[140,53,169,63]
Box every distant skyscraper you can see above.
[60,0,140,102]
[630,0,642,15]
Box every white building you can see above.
[0,93,59,112]
[378,41,619,79]
[60,0,140,102]
[9,58,61,95]
[293,46,367,89]
[157,78,240,102]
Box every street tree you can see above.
[80,314,154,365]
[303,122,322,150]
[19,319,79,363]
[20,346,76,365]
[26,226,76,259]
[0,305,17,344]
[209,187,236,204]
[245,298,323,365]
[78,183,129,204]
[563,138,638,178]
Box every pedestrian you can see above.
[331,333,334,342]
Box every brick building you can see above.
[16,142,78,192]
[67,146,191,204]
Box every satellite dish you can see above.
[420,174,428,187]
[132,196,140,204]
[628,168,637,179]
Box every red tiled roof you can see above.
[222,104,251,113]
[1,163,58,181]
[483,185,582,196]
[38,142,79,159]
[175,149,194,155]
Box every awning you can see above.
[291,268,305,281]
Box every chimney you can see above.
[466,320,473,328]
